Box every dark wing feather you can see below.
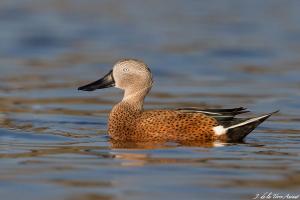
[176,107,249,121]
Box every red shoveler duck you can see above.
[78,59,278,142]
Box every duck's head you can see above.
[78,59,153,93]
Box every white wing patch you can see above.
[212,125,227,136]
[226,114,270,130]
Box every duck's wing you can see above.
[177,107,278,142]
[176,107,249,121]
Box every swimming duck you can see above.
[78,59,277,142]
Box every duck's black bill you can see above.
[78,70,115,91]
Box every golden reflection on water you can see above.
[109,140,227,149]
[66,194,114,200]
[0,145,109,159]
[223,173,300,189]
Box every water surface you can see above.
[0,1,300,200]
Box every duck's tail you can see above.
[217,110,279,142]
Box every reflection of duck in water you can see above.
[78,59,278,143]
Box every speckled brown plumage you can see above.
[108,101,221,142]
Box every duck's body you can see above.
[79,59,277,142]
[109,102,218,141]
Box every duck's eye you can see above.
[123,68,129,72]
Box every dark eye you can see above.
[123,68,129,72]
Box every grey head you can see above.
[78,59,153,95]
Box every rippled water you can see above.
[0,1,300,200]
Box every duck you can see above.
[78,58,278,142]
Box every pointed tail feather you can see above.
[225,110,279,142]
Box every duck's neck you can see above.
[108,86,151,140]
[120,86,151,110]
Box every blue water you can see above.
[0,1,299,200]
